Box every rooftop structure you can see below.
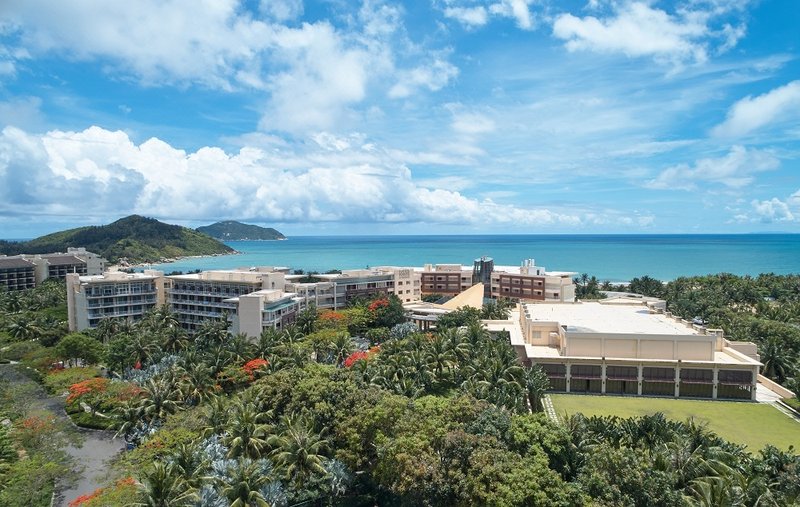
[0,248,106,291]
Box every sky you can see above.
[0,0,798,237]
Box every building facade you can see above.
[286,266,421,309]
[485,298,761,401]
[66,270,166,331]
[0,257,37,291]
[1,248,106,291]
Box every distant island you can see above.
[196,220,286,241]
[0,215,234,264]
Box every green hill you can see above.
[0,215,235,264]
[196,221,286,241]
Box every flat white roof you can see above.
[524,302,703,336]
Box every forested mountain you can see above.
[196,220,286,241]
[0,215,234,264]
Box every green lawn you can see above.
[550,394,800,452]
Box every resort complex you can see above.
[60,254,778,403]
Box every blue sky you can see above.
[0,0,798,237]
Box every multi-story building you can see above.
[418,264,474,296]
[167,268,289,332]
[0,248,106,290]
[286,266,421,309]
[231,289,302,337]
[419,258,575,303]
[490,259,575,303]
[0,257,37,291]
[484,297,761,401]
[66,270,166,331]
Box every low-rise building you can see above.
[484,297,761,400]
[0,256,37,291]
[286,266,421,309]
[66,270,166,331]
[0,248,106,290]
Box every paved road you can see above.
[0,364,124,507]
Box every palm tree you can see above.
[759,337,796,383]
[6,317,41,341]
[114,398,143,441]
[201,395,229,438]
[139,378,182,423]
[256,328,280,358]
[329,332,355,367]
[162,326,189,354]
[170,442,208,489]
[425,333,456,384]
[268,414,330,488]
[218,458,273,507]
[178,363,214,406]
[224,401,271,459]
[521,364,550,413]
[129,332,159,367]
[131,462,196,507]
[228,333,255,363]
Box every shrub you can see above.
[43,367,102,395]
[0,341,43,361]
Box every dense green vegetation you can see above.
[0,215,234,264]
[196,221,286,241]
[1,276,799,506]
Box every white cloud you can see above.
[0,96,45,131]
[451,111,495,135]
[552,1,748,66]
[443,6,488,27]
[750,197,795,223]
[711,80,800,138]
[440,0,535,30]
[646,146,780,191]
[388,58,459,99]
[260,0,304,22]
[553,2,708,64]
[0,125,647,229]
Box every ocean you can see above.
[142,234,800,282]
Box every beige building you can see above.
[1,248,106,291]
[285,266,421,309]
[167,268,290,333]
[485,297,761,400]
[66,270,166,331]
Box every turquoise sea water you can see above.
[142,234,800,282]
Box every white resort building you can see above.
[484,296,762,400]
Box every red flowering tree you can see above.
[319,310,348,330]
[67,378,110,416]
[242,358,270,381]
[343,346,380,368]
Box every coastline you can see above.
[111,250,242,271]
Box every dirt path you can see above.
[0,364,124,507]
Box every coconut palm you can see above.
[162,326,189,354]
[329,332,355,367]
[228,333,255,363]
[170,442,208,489]
[268,414,330,488]
[425,333,456,383]
[6,317,41,341]
[759,337,796,384]
[139,378,182,423]
[201,395,229,438]
[224,401,271,459]
[218,458,273,507]
[178,363,214,406]
[130,462,196,507]
[521,364,550,413]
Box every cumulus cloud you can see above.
[388,58,459,99]
[750,197,795,223]
[1,0,458,133]
[711,80,800,138]
[441,0,536,30]
[0,125,648,229]
[552,1,746,65]
[646,146,780,191]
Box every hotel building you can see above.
[485,297,761,400]
[419,258,576,303]
[1,248,106,291]
[66,270,166,331]
[285,266,421,309]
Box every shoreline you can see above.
[110,250,242,271]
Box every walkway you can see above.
[0,364,124,507]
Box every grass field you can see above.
[550,394,800,452]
